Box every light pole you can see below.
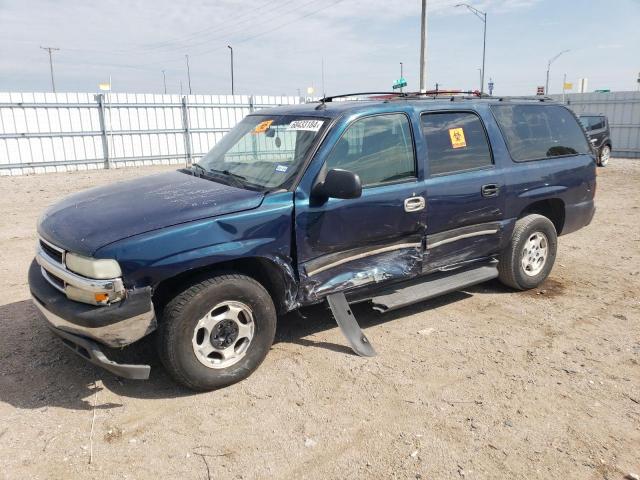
[40,46,60,93]
[227,45,234,96]
[185,54,192,95]
[400,62,404,93]
[545,49,569,95]
[456,4,486,94]
[162,69,167,94]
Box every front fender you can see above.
[95,191,296,291]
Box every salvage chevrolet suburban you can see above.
[29,93,596,390]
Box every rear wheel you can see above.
[598,145,611,167]
[498,214,557,290]
[157,273,277,391]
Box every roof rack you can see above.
[319,92,405,102]
[316,91,558,105]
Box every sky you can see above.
[1,0,639,97]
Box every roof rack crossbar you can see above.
[319,92,405,102]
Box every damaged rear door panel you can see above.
[295,110,427,302]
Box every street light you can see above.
[545,49,569,95]
[400,62,403,93]
[227,45,234,96]
[456,3,487,94]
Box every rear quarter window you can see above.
[491,104,590,162]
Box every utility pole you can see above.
[185,54,192,94]
[456,4,487,94]
[227,45,234,95]
[162,69,167,94]
[545,49,569,95]
[40,46,60,93]
[419,0,428,92]
[321,57,326,98]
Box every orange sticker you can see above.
[448,127,467,148]
[253,120,274,134]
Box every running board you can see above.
[327,293,377,357]
[371,263,499,313]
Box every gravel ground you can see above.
[0,161,638,480]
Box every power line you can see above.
[137,0,303,53]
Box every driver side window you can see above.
[325,113,416,187]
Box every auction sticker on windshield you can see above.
[287,119,324,132]
[253,120,274,134]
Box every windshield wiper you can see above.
[208,168,247,188]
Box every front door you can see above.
[294,112,426,302]
[420,110,506,272]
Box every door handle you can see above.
[404,196,425,212]
[481,184,499,198]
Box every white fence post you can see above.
[94,93,110,169]
[181,95,193,167]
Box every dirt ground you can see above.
[0,160,638,480]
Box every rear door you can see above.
[294,112,427,302]
[420,110,506,272]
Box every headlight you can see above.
[65,253,122,279]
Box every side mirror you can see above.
[313,168,362,200]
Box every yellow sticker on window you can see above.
[449,127,467,149]
[253,120,274,134]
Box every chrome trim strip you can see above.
[32,295,156,348]
[307,242,422,277]
[428,229,498,249]
[36,246,124,295]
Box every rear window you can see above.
[491,104,590,162]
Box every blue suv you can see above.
[29,93,596,390]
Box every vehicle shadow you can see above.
[0,288,476,408]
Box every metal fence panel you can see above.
[0,92,303,175]
[551,91,640,158]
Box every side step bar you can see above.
[327,293,377,357]
[370,263,499,313]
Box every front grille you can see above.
[40,240,63,264]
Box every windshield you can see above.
[195,115,328,191]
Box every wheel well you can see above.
[520,199,565,234]
[152,257,294,318]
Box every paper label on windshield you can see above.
[448,127,467,149]
[287,119,324,132]
[275,164,288,173]
[253,120,273,134]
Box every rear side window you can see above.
[579,115,606,131]
[324,113,416,187]
[421,112,493,176]
[492,104,590,161]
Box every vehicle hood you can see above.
[38,171,265,256]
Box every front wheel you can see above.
[498,214,558,290]
[598,145,611,167]
[157,273,277,391]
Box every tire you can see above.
[598,145,611,167]
[157,273,277,391]
[498,214,558,290]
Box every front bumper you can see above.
[29,260,156,348]
[47,325,151,380]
